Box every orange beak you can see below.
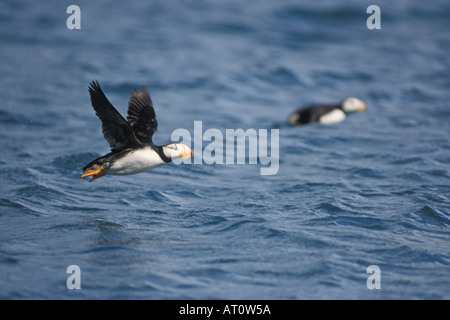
[358,103,368,112]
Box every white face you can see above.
[342,97,367,113]
[163,143,194,160]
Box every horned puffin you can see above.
[288,97,367,126]
[81,81,193,182]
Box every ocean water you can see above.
[0,0,449,300]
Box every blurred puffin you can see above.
[288,97,367,126]
[81,81,193,182]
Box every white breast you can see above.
[108,147,166,175]
[319,109,346,124]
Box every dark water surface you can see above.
[0,0,449,299]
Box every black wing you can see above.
[88,81,143,152]
[127,86,158,145]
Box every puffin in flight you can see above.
[81,81,193,182]
[288,97,367,126]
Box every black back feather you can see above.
[291,104,342,125]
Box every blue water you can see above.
[1,0,449,300]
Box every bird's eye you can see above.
[179,153,184,158]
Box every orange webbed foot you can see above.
[81,165,105,182]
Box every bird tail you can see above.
[82,159,102,172]
[81,155,109,182]
[82,152,112,172]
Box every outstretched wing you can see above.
[127,86,158,144]
[88,81,142,152]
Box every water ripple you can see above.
[1,0,450,300]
